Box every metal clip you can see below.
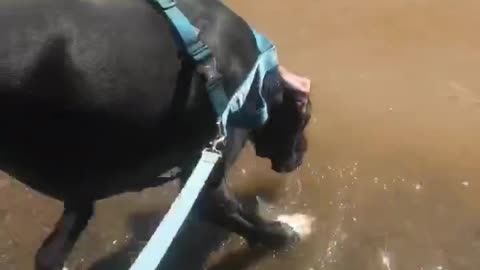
[208,120,226,154]
[196,58,222,86]
[197,59,227,154]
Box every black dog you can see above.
[0,0,312,269]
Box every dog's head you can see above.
[251,66,312,173]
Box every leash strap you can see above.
[129,150,221,270]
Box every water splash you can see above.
[276,213,315,239]
[380,250,392,270]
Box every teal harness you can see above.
[150,0,279,136]
[129,1,280,269]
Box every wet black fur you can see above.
[0,0,311,269]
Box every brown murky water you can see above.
[2,0,480,269]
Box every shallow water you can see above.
[2,0,480,269]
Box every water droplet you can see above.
[436,266,443,270]
[415,184,422,190]
[461,181,469,187]
[241,169,246,175]
[374,177,379,183]
[353,217,357,222]
[112,240,117,245]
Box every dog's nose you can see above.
[272,161,299,173]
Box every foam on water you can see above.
[276,213,315,239]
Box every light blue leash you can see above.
[129,150,220,270]
[129,0,280,269]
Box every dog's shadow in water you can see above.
[89,182,282,270]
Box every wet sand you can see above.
[1,0,480,269]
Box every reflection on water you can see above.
[2,0,480,269]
